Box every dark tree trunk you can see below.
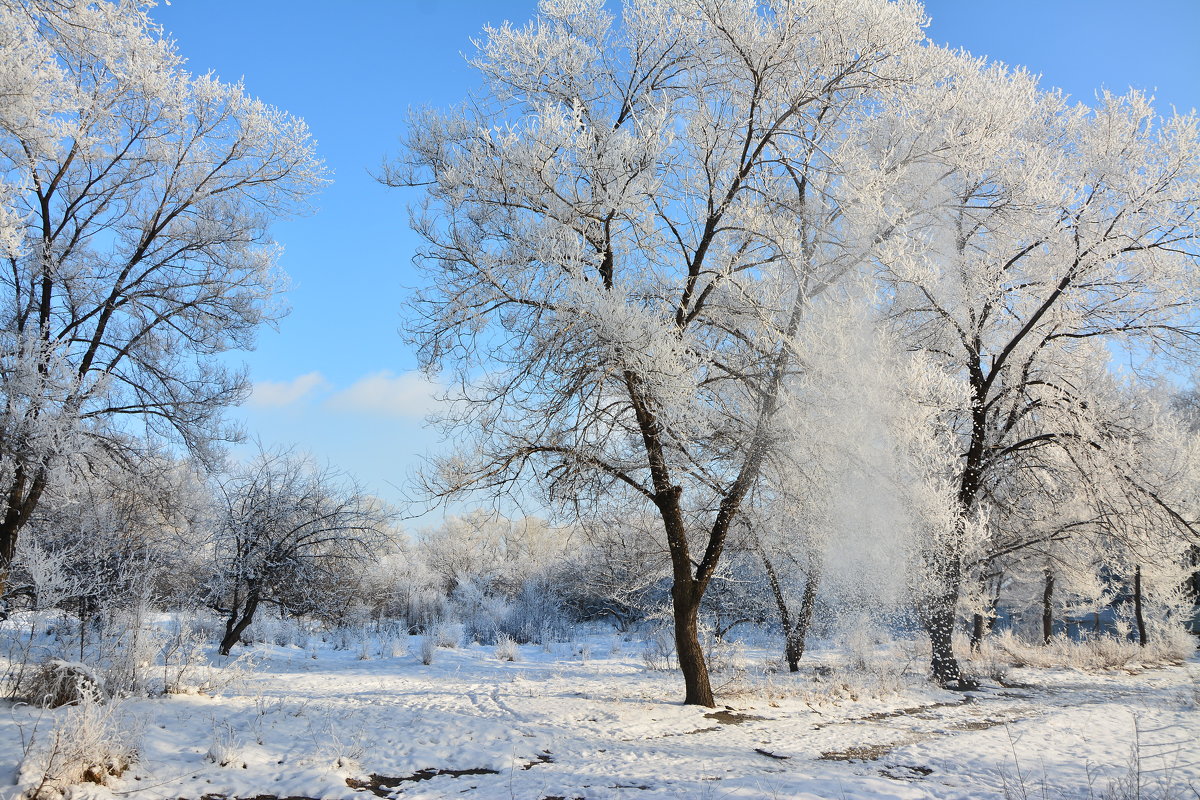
[1186,546,1200,602]
[1133,564,1147,647]
[924,541,965,687]
[969,572,1001,652]
[671,582,712,706]
[786,570,819,672]
[762,549,820,672]
[927,597,962,686]
[0,466,49,598]
[219,588,260,656]
[970,613,984,651]
[1041,568,1054,644]
[932,340,992,688]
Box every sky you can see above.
[148,0,1200,518]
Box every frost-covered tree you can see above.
[387,0,936,706]
[562,512,671,630]
[418,510,568,596]
[877,60,1200,684]
[0,0,324,587]
[19,446,209,619]
[750,288,962,671]
[210,448,394,655]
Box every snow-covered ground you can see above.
[2,630,1197,800]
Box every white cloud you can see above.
[248,371,330,408]
[326,370,441,418]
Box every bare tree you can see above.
[386,0,933,706]
[0,0,325,590]
[210,447,394,656]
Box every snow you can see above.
[3,632,1197,800]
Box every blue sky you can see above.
[149,1,1200,515]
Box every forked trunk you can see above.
[762,550,821,672]
[0,466,49,603]
[219,590,260,656]
[785,570,820,672]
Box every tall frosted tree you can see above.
[0,0,324,589]
[387,0,936,705]
[876,61,1200,685]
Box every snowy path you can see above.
[2,640,1197,800]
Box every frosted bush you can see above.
[504,580,573,644]
[641,630,676,672]
[355,628,373,660]
[102,607,164,697]
[434,622,461,649]
[158,615,214,694]
[205,720,244,768]
[244,615,307,648]
[382,636,408,659]
[419,635,436,665]
[17,691,140,798]
[452,578,574,645]
[19,659,104,708]
[494,634,520,662]
[967,629,1195,672]
[706,636,747,675]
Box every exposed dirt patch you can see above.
[946,717,1010,731]
[681,725,722,735]
[819,742,894,762]
[814,695,973,729]
[704,710,768,725]
[347,753,553,796]
[347,768,499,795]
[879,764,934,780]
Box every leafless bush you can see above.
[17,690,140,799]
[419,635,436,665]
[968,629,1194,672]
[18,659,103,708]
[641,629,676,672]
[494,634,520,662]
[205,719,244,768]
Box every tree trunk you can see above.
[671,581,712,707]
[970,613,984,652]
[0,466,49,601]
[924,545,966,687]
[785,570,819,672]
[969,572,1001,652]
[219,589,260,656]
[1042,568,1054,644]
[1133,564,1147,647]
[927,596,963,686]
[761,549,820,672]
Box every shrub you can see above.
[17,691,140,799]
[419,635,436,665]
[20,660,104,708]
[494,634,520,662]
